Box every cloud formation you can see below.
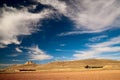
[36,0,67,14]
[73,36,120,59]
[0,5,53,47]
[58,30,103,36]
[27,45,53,60]
[65,0,120,31]
[1,0,120,47]
[37,0,120,35]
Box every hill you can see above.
[38,59,120,71]
[1,59,120,72]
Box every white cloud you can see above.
[54,56,68,61]
[0,5,53,48]
[15,47,22,53]
[55,49,73,52]
[7,47,22,57]
[36,0,67,14]
[1,0,119,46]
[12,59,23,62]
[7,54,19,57]
[73,36,120,59]
[37,0,120,35]
[95,54,120,60]
[65,0,120,31]
[90,36,120,48]
[89,35,107,42]
[0,44,6,48]
[27,45,53,60]
[55,49,63,51]
[58,30,103,36]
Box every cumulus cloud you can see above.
[0,5,53,48]
[27,45,53,60]
[73,36,120,59]
[37,0,120,35]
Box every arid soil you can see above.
[0,70,120,80]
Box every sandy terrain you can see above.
[0,70,120,80]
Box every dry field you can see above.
[0,70,120,80]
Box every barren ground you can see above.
[0,70,120,80]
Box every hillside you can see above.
[38,59,120,70]
[1,59,120,72]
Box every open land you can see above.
[0,70,120,80]
[0,59,120,80]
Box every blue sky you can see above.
[0,0,120,67]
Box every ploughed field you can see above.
[0,70,120,80]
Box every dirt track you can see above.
[0,70,120,80]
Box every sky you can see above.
[0,0,120,67]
